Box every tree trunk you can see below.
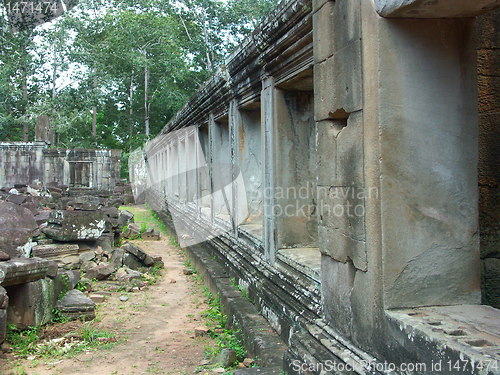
[144,64,150,138]
[92,74,97,138]
[129,73,135,151]
[21,67,29,141]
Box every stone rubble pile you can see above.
[0,185,161,347]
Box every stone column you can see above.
[262,76,277,263]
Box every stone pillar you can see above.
[262,77,277,263]
[477,9,500,309]
[313,0,483,358]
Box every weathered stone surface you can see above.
[141,228,160,241]
[56,289,95,321]
[314,40,362,121]
[66,196,103,210]
[47,260,58,278]
[123,223,141,239]
[115,266,142,284]
[122,252,143,271]
[31,243,80,259]
[85,263,115,280]
[374,0,500,18]
[0,286,8,309]
[110,248,125,269]
[6,278,55,329]
[34,210,51,225]
[54,270,81,298]
[0,257,50,287]
[118,210,134,229]
[0,201,38,257]
[80,260,96,272]
[0,309,6,346]
[79,251,96,263]
[122,243,154,267]
[213,348,237,368]
[0,251,10,261]
[482,258,500,309]
[42,210,106,241]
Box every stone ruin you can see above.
[129,0,500,373]
[0,183,162,346]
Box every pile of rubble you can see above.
[0,184,161,347]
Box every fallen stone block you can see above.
[141,228,160,241]
[213,348,237,368]
[80,260,96,272]
[0,258,50,287]
[6,278,55,329]
[65,196,103,210]
[35,210,50,225]
[122,243,154,267]
[0,201,38,257]
[0,251,10,261]
[31,243,79,259]
[6,194,26,205]
[42,210,106,242]
[115,266,142,284]
[123,223,141,239]
[96,232,114,251]
[85,263,115,280]
[56,289,95,321]
[110,248,124,269]
[122,252,143,271]
[79,251,96,263]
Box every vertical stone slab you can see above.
[377,17,481,308]
[6,278,55,329]
[477,9,500,309]
[262,77,276,263]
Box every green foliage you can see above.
[58,273,71,299]
[75,279,90,292]
[199,287,246,367]
[230,277,251,302]
[6,324,40,357]
[0,0,279,177]
[6,323,117,359]
[51,308,69,324]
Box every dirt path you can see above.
[1,208,216,375]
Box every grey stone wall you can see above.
[130,0,500,373]
[477,9,500,309]
[0,142,121,192]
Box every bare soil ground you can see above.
[0,208,217,375]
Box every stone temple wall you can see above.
[130,0,500,373]
[0,142,121,192]
[477,9,500,309]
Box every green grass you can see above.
[199,287,246,368]
[6,322,117,360]
[119,204,168,235]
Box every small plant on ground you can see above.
[199,287,247,368]
[6,322,117,360]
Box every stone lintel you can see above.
[0,257,50,287]
[374,0,500,18]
